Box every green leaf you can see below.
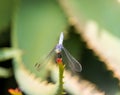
[0,0,16,31]
[12,0,67,78]
[60,0,120,94]
[61,0,120,37]
[0,67,12,78]
[13,55,57,95]
[0,48,21,61]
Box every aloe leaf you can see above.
[12,0,67,77]
[59,0,120,84]
[11,0,67,94]
[13,56,57,95]
[0,0,16,31]
[51,65,105,95]
[0,48,21,61]
[0,67,12,78]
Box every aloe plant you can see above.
[0,0,120,95]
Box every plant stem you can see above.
[56,62,64,95]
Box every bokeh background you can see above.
[0,0,120,95]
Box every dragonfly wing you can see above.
[35,47,55,71]
[62,47,82,72]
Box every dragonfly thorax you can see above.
[55,44,62,53]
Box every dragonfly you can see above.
[35,32,82,72]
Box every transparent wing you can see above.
[34,47,55,71]
[62,47,82,72]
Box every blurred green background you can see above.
[0,0,120,95]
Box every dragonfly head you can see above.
[55,44,62,53]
